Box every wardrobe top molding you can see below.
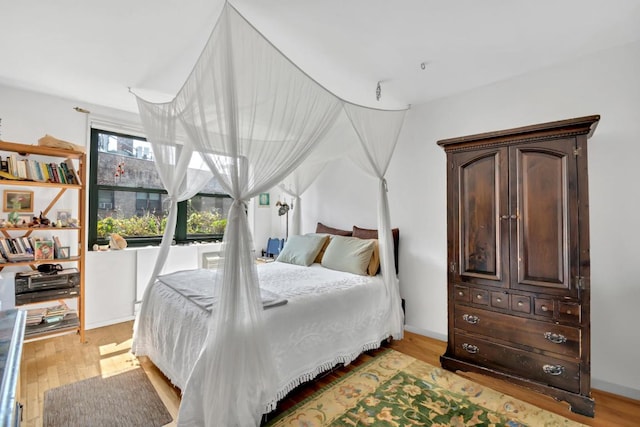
[437,115,600,153]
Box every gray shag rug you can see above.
[43,368,173,427]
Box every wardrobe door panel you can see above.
[511,138,578,296]
[453,148,509,288]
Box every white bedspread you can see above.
[132,261,390,411]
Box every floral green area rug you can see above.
[268,349,584,426]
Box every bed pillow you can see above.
[305,233,332,263]
[367,240,380,276]
[315,222,352,236]
[352,226,400,274]
[321,235,375,276]
[276,234,328,266]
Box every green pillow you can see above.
[321,235,375,275]
[276,234,327,266]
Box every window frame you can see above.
[88,128,231,249]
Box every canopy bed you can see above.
[131,3,408,425]
[134,228,399,414]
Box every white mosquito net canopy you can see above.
[132,3,407,426]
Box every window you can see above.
[88,129,231,248]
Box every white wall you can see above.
[0,84,140,146]
[251,188,291,256]
[304,41,640,399]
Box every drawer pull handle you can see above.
[544,332,567,344]
[462,314,479,324]
[458,291,464,296]
[566,309,572,315]
[541,305,549,312]
[476,294,483,300]
[517,301,524,307]
[496,297,502,303]
[542,364,565,376]
[462,343,479,354]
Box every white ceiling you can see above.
[2,0,640,113]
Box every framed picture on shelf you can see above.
[34,240,55,260]
[3,190,34,212]
[57,246,70,259]
[56,209,72,226]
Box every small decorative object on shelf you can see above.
[7,211,20,225]
[37,134,85,153]
[56,209,71,227]
[57,246,70,259]
[38,211,50,226]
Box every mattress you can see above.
[132,261,390,411]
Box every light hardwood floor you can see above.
[20,321,640,426]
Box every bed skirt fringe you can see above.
[263,338,385,413]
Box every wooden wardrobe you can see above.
[437,115,599,416]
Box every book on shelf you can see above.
[21,237,34,254]
[52,235,65,258]
[16,159,27,179]
[0,238,10,258]
[34,240,54,260]
[61,159,80,185]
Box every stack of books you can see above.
[24,304,79,337]
[0,237,35,262]
[44,304,70,323]
[26,307,47,326]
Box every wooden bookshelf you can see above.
[0,140,86,342]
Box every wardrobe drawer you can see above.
[490,291,509,309]
[454,285,470,302]
[453,333,581,393]
[470,288,490,306]
[511,295,531,313]
[534,298,554,318]
[454,305,581,358]
[559,302,581,323]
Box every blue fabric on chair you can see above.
[264,238,285,258]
